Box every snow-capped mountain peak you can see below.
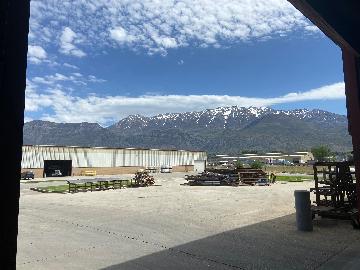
[109,106,345,134]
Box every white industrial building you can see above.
[21,145,207,178]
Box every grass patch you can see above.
[31,185,69,193]
[22,179,67,184]
[264,165,318,175]
[276,175,313,182]
[31,180,133,193]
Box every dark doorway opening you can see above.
[43,160,72,177]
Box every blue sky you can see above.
[26,0,346,126]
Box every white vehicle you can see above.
[51,170,62,177]
[160,166,172,173]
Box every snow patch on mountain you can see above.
[108,106,345,134]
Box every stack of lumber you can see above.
[185,171,240,186]
[185,168,267,186]
[237,168,267,186]
[132,171,155,187]
[207,168,267,186]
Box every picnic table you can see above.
[67,178,129,193]
[110,179,127,189]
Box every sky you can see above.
[26,0,346,127]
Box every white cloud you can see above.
[28,45,47,63]
[29,0,318,55]
[25,79,55,112]
[25,82,345,126]
[63,63,79,69]
[31,72,105,86]
[59,27,86,57]
[33,73,73,84]
[110,26,137,44]
[88,75,106,83]
[304,25,320,33]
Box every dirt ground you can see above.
[17,173,360,270]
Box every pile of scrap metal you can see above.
[237,168,268,185]
[132,171,155,187]
[310,161,359,228]
[185,168,268,186]
[185,171,239,186]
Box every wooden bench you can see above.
[67,179,129,193]
[80,170,97,176]
[85,181,99,192]
[97,180,110,190]
[67,180,87,193]
[109,179,129,189]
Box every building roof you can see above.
[22,144,206,153]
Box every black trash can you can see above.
[294,190,313,231]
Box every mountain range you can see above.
[23,107,353,154]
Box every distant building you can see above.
[22,145,207,178]
[209,151,314,166]
[286,152,314,164]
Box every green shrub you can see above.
[234,160,244,169]
[250,160,263,169]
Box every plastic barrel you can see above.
[294,190,313,231]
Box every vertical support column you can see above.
[313,165,319,204]
[342,49,360,214]
[0,1,30,269]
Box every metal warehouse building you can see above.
[21,145,207,178]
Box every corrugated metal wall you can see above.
[21,145,207,169]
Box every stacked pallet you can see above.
[237,168,267,186]
[311,161,356,209]
[310,161,358,227]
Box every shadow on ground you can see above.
[100,214,359,270]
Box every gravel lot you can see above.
[17,173,360,269]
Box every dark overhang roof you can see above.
[288,0,360,56]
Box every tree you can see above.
[311,145,332,162]
[250,160,263,169]
[234,160,243,169]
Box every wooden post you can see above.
[342,49,360,214]
[0,1,30,268]
[313,165,319,205]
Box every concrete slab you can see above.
[17,173,360,269]
[317,243,360,270]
